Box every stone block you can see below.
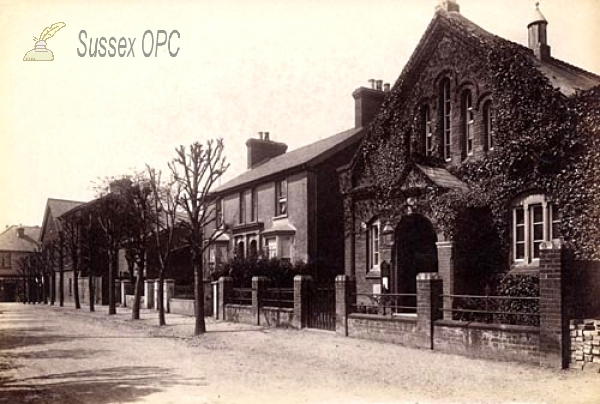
[570,363,584,370]
[594,356,600,363]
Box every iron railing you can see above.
[442,294,540,326]
[352,293,417,315]
[262,287,294,309]
[231,287,253,305]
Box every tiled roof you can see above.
[48,198,85,218]
[0,225,41,252]
[441,10,600,96]
[416,164,469,192]
[214,127,364,194]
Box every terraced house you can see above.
[337,1,600,368]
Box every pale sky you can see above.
[1,0,599,231]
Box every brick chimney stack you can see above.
[436,0,460,13]
[246,132,288,169]
[17,226,25,238]
[528,2,551,61]
[352,79,389,128]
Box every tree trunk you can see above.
[193,250,206,335]
[73,267,81,309]
[43,275,48,304]
[158,270,166,326]
[59,238,64,307]
[132,263,144,320]
[89,275,95,312]
[50,272,56,305]
[108,248,116,315]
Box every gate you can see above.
[307,283,336,331]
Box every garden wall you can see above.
[347,314,421,347]
[569,319,600,370]
[433,320,540,364]
[169,298,195,316]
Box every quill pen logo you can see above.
[23,22,66,61]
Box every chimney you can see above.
[352,80,387,128]
[109,178,133,195]
[528,2,550,60]
[17,226,25,238]
[246,133,288,169]
[436,0,460,13]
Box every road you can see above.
[0,303,599,404]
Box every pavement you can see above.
[0,302,599,404]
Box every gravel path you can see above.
[0,303,598,404]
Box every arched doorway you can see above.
[393,214,438,311]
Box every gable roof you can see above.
[415,164,469,192]
[214,126,365,194]
[395,8,599,101]
[0,225,41,252]
[39,198,86,242]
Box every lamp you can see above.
[382,222,394,244]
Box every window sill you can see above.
[273,214,288,220]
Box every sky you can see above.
[1,0,599,231]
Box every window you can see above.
[0,253,11,268]
[251,188,258,222]
[215,198,223,228]
[512,194,561,264]
[239,192,246,224]
[264,237,277,259]
[483,100,493,151]
[368,221,380,271]
[422,105,433,156]
[462,91,474,156]
[236,240,245,259]
[440,79,452,161]
[275,179,287,216]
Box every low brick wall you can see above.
[260,307,294,328]
[225,304,254,324]
[169,298,195,316]
[433,320,540,364]
[347,313,421,347]
[125,294,143,308]
[569,319,600,371]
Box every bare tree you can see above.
[60,216,82,309]
[147,165,181,326]
[169,139,229,335]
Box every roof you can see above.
[0,225,40,252]
[40,198,85,242]
[214,127,365,194]
[415,164,469,192]
[439,9,600,96]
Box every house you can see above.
[205,83,391,281]
[39,198,86,303]
[0,225,40,301]
[340,0,600,315]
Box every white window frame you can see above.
[275,179,287,217]
[441,79,452,162]
[423,105,433,156]
[368,220,381,272]
[511,194,560,265]
[263,235,294,260]
[483,100,493,151]
[463,91,474,156]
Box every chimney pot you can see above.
[383,83,390,92]
[368,79,375,89]
[17,226,25,238]
[264,132,270,140]
[376,80,383,91]
[258,132,263,140]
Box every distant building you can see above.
[204,83,390,280]
[0,225,40,301]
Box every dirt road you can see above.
[0,303,598,404]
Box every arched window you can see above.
[439,79,452,161]
[462,91,474,157]
[511,194,561,265]
[421,105,433,156]
[483,100,493,151]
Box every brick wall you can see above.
[347,313,421,347]
[433,320,540,364]
[569,319,600,371]
[225,304,255,324]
